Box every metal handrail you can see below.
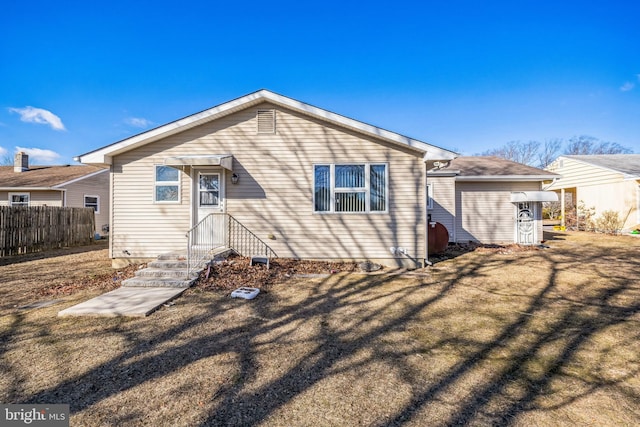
[227,215,277,258]
[186,213,226,277]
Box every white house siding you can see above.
[110,102,426,267]
[546,157,638,229]
[61,170,110,235]
[427,175,456,241]
[455,181,542,244]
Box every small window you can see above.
[313,164,387,213]
[155,165,180,202]
[427,183,434,209]
[84,195,100,213]
[9,192,30,207]
[257,110,276,134]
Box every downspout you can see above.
[423,157,432,267]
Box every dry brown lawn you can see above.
[1,232,639,426]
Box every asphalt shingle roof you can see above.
[447,156,559,177]
[562,154,640,177]
[0,165,105,188]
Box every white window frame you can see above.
[84,195,100,213]
[198,172,221,208]
[313,163,388,214]
[427,183,434,209]
[154,165,181,203]
[9,192,30,207]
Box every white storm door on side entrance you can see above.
[516,202,535,245]
[192,168,225,246]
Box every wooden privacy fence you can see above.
[0,206,96,256]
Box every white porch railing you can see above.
[186,213,226,277]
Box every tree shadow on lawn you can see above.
[0,240,108,267]
[12,243,640,426]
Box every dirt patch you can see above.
[195,255,358,291]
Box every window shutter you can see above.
[257,110,276,134]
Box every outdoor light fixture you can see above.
[231,173,239,184]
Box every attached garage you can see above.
[428,156,559,245]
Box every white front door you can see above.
[192,168,225,245]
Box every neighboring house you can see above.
[428,156,559,245]
[77,89,458,268]
[0,152,109,235]
[544,154,640,230]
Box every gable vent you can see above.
[257,110,276,134]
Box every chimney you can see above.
[14,152,29,173]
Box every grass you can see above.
[1,232,639,426]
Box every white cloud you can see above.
[0,146,7,157]
[124,117,153,128]
[620,82,635,92]
[15,146,61,163]
[8,106,66,131]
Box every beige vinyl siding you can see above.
[546,157,625,188]
[546,157,638,229]
[111,102,426,266]
[427,176,456,241]
[0,190,63,207]
[60,170,110,234]
[455,181,542,244]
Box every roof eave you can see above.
[75,89,458,163]
[0,187,65,192]
[456,175,559,182]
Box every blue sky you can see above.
[1,0,639,164]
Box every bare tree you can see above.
[538,138,562,168]
[564,135,632,155]
[479,136,632,168]
[481,140,540,166]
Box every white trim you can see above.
[456,175,559,182]
[154,164,181,203]
[164,154,233,170]
[510,191,558,203]
[8,192,30,207]
[53,168,108,188]
[197,172,221,209]
[0,187,65,192]
[84,194,100,214]
[426,183,434,209]
[77,90,458,165]
[313,163,388,214]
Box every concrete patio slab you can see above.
[58,287,187,317]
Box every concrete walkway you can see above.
[58,287,187,317]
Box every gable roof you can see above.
[0,165,106,190]
[76,89,458,165]
[430,156,559,181]
[558,154,640,179]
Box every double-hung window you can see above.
[9,192,30,207]
[155,165,180,202]
[84,195,100,213]
[314,163,387,213]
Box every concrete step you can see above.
[134,268,197,279]
[121,277,196,288]
[148,260,189,269]
[156,252,187,261]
